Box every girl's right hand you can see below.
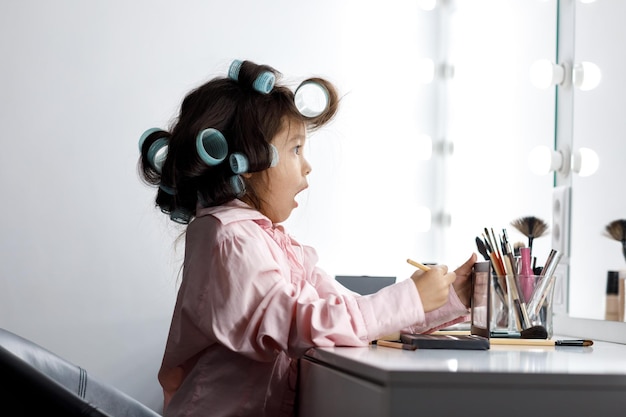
[410,266,456,312]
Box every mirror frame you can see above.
[552,0,626,343]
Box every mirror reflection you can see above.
[569,0,626,321]
[444,0,556,276]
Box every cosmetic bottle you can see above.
[619,270,626,322]
[518,247,533,303]
[605,271,620,321]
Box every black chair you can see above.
[0,327,162,416]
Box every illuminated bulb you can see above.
[571,147,599,177]
[528,145,563,175]
[573,62,602,91]
[415,206,432,232]
[530,60,565,89]
[417,0,437,11]
[418,58,435,84]
[416,134,433,160]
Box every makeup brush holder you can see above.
[490,274,555,338]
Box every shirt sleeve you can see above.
[179,217,468,363]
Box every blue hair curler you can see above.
[229,153,249,174]
[159,183,176,195]
[230,175,245,196]
[228,60,243,81]
[170,207,192,224]
[253,72,275,94]
[147,137,169,173]
[228,59,275,94]
[269,144,279,167]
[138,127,162,151]
[294,81,330,118]
[196,128,228,166]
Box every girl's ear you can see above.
[241,172,253,179]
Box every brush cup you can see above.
[490,274,555,338]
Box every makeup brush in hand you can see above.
[510,216,549,256]
[604,219,626,263]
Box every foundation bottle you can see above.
[605,271,620,321]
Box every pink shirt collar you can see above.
[195,199,288,235]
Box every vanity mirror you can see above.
[565,0,626,326]
[443,0,626,341]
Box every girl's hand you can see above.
[452,253,478,308]
[410,265,456,312]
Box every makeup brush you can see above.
[604,219,626,263]
[513,241,525,257]
[510,216,549,256]
[490,338,593,347]
[475,236,490,261]
[490,325,548,339]
[406,258,430,271]
[436,325,548,339]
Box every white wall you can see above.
[0,0,560,412]
[0,0,438,411]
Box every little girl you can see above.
[138,60,476,417]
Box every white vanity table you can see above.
[298,338,626,417]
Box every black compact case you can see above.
[398,261,491,351]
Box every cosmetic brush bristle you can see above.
[510,216,549,252]
[521,325,548,339]
[604,219,626,263]
[475,236,490,261]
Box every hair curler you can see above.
[169,207,192,225]
[196,128,229,166]
[228,59,275,94]
[139,128,169,173]
[269,144,279,167]
[229,153,249,174]
[230,175,245,196]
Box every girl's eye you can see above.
[294,145,302,155]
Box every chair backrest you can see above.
[0,327,162,417]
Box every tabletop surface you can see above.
[304,337,626,387]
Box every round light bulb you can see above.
[415,206,432,233]
[416,134,433,160]
[418,58,435,84]
[573,62,602,91]
[530,60,565,89]
[572,147,599,177]
[528,145,561,175]
[417,0,437,11]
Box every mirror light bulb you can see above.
[528,145,562,175]
[417,0,437,11]
[572,147,600,177]
[418,58,435,84]
[530,60,565,89]
[416,134,433,160]
[415,206,432,233]
[573,62,602,91]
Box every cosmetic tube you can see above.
[617,269,626,321]
[527,249,562,317]
[606,271,620,321]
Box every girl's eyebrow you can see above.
[289,134,306,143]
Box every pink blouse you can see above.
[158,199,469,417]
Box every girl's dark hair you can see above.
[138,60,339,224]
